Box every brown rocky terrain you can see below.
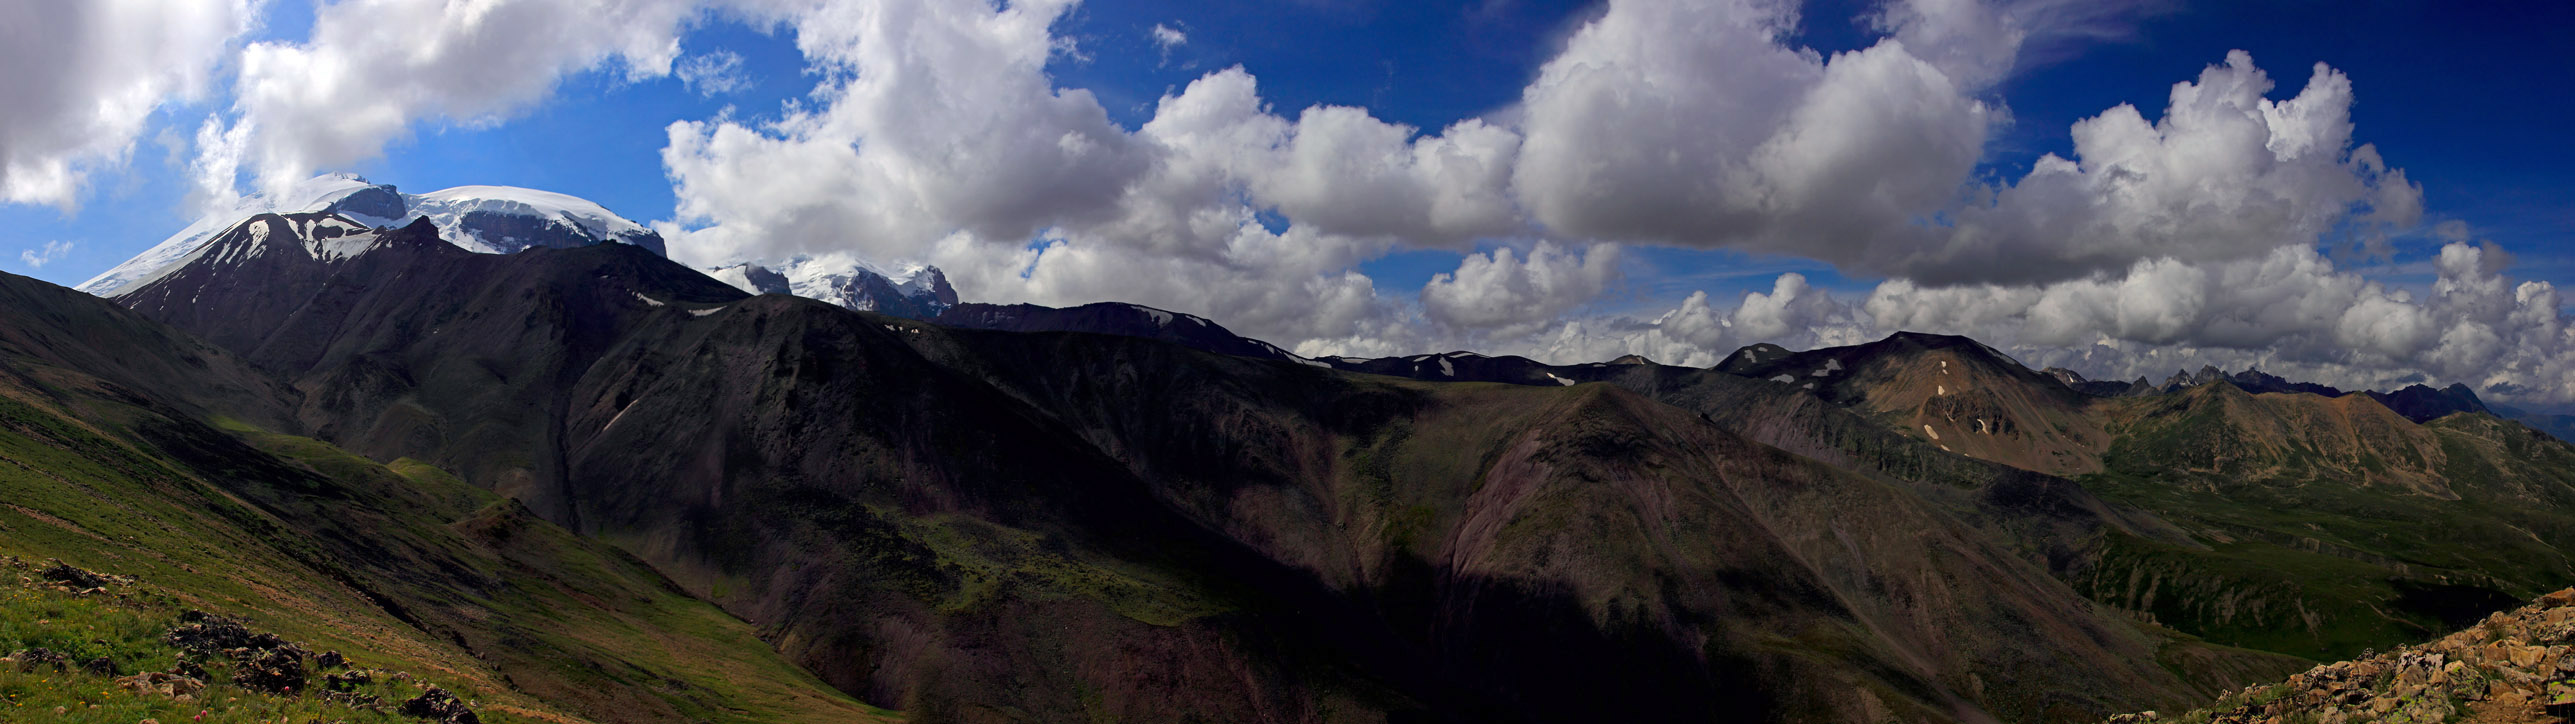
[2104,589,2575,724]
[1704,332,2114,478]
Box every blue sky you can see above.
[5,0,2573,398]
[9,0,2566,299]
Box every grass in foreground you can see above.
[0,557,507,723]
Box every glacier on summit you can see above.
[79,174,665,297]
[702,254,959,320]
[82,174,962,320]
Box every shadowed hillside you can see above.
[992,307,2575,672]
[0,266,886,723]
[87,215,2318,722]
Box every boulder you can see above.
[113,671,206,699]
[398,687,481,724]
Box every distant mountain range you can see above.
[2047,363,2502,425]
[985,297,2530,436]
[79,174,959,322]
[5,181,2572,723]
[706,255,959,319]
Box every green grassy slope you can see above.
[1693,335,2575,669]
[0,349,888,722]
[0,559,474,723]
[2069,385,2575,662]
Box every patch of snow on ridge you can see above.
[300,217,380,261]
[80,174,381,295]
[704,265,769,295]
[632,292,665,307]
[1770,374,1795,384]
[604,399,640,431]
[1547,373,1576,386]
[239,220,271,256]
[688,307,725,317]
[309,231,381,262]
[1439,358,1456,377]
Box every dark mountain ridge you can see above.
[2059,363,2495,425]
[998,313,2575,664]
[37,205,2575,722]
[84,215,2327,722]
[0,262,890,722]
[934,300,1302,360]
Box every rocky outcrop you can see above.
[2160,365,2228,393]
[2107,588,2575,724]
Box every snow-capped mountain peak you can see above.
[702,254,958,320]
[113,211,404,295]
[80,175,664,297]
[405,186,663,255]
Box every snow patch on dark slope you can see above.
[114,212,384,293]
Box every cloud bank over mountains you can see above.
[6,0,2571,403]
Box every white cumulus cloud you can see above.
[660,1,1533,346]
[1509,0,1997,271]
[662,0,1150,266]
[43,0,2544,405]
[227,0,707,195]
[1894,51,2422,285]
[0,0,258,208]
[1420,242,1621,338]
